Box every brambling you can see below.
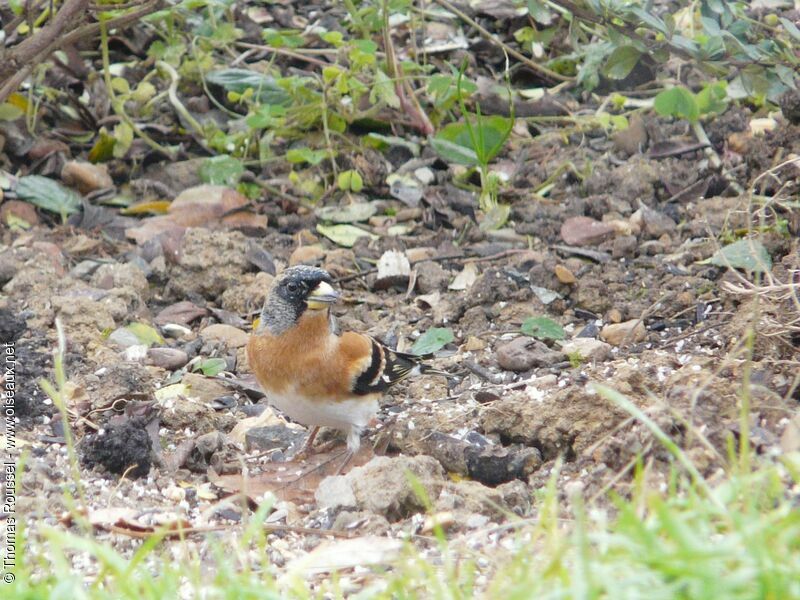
[247,265,444,463]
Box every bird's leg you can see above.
[292,426,320,460]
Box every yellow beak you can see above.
[306,280,339,310]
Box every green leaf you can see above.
[411,327,454,355]
[653,86,699,122]
[521,316,565,341]
[316,223,377,247]
[780,17,800,42]
[286,148,329,165]
[246,104,286,128]
[315,202,376,223]
[433,115,513,166]
[337,170,364,193]
[206,69,291,105]
[480,204,511,231]
[112,121,134,159]
[193,357,227,377]
[695,81,728,116]
[527,0,553,25]
[602,46,642,80]
[126,322,164,347]
[16,175,82,223]
[199,155,245,186]
[703,239,772,273]
[0,103,24,121]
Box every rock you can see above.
[323,248,357,278]
[612,114,647,156]
[90,262,150,298]
[405,247,437,263]
[461,335,487,352]
[52,296,116,351]
[80,362,155,410]
[600,319,646,346]
[414,261,449,293]
[159,396,220,433]
[181,372,233,404]
[201,323,249,349]
[560,216,615,247]
[62,160,113,194]
[554,264,576,284]
[1,200,39,228]
[107,328,143,348]
[607,308,623,323]
[561,338,612,362]
[166,229,251,300]
[331,511,391,535]
[315,455,445,521]
[147,347,189,370]
[612,234,638,258]
[435,480,509,520]
[633,205,677,239]
[195,431,225,457]
[374,250,410,290]
[496,337,565,371]
[244,425,306,452]
[289,245,325,266]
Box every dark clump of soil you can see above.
[81,417,153,478]
[0,307,27,341]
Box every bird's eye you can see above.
[286,282,299,293]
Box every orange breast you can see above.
[247,312,374,403]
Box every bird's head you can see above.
[258,266,339,334]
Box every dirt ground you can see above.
[3,100,799,586]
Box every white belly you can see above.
[268,389,379,431]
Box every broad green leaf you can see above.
[193,357,227,377]
[206,69,291,105]
[199,155,244,186]
[364,133,420,156]
[88,129,116,163]
[286,148,329,165]
[316,202,376,223]
[112,121,134,159]
[702,239,772,274]
[411,327,454,355]
[602,46,641,80]
[316,223,377,247]
[16,175,81,223]
[695,81,728,116]
[126,322,164,347]
[429,137,479,166]
[527,0,553,24]
[433,115,513,166]
[780,17,800,41]
[653,86,699,122]
[521,316,565,340]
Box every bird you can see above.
[246,265,445,467]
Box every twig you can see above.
[236,42,332,68]
[431,0,572,83]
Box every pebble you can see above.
[554,264,577,284]
[415,261,449,293]
[289,245,325,266]
[560,216,615,247]
[561,338,612,362]
[612,235,637,258]
[200,323,249,348]
[600,319,646,346]
[496,337,566,372]
[147,347,190,370]
[244,425,306,452]
[61,160,113,194]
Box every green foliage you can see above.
[702,239,773,274]
[199,155,244,186]
[654,82,729,122]
[193,357,227,376]
[411,327,454,355]
[521,316,565,341]
[16,175,82,223]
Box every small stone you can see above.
[405,247,437,263]
[289,245,325,266]
[1,200,39,228]
[633,205,677,239]
[374,249,410,290]
[195,431,225,457]
[61,160,113,194]
[200,323,249,348]
[244,425,306,452]
[315,455,444,521]
[461,336,487,352]
[612,235,637,258]
[181,372,232,404]
[561,338,611,362]
[496,337,565,372]
[612,114,648,156]
[607,308,623,323]
[554,264,577,284]
[600,319,646,346]
[147,347,189,370]
[415,261,449,293]
[560,216,615,246]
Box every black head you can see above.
[259,266,339,334]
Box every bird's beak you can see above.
[306,280,339,310]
